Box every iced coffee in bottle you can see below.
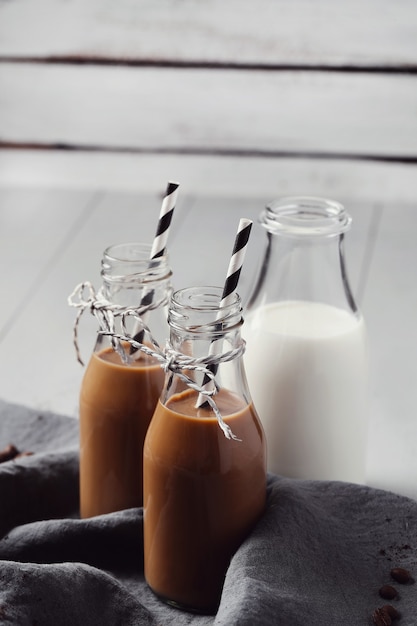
[78,243,171,518]
[144,286,266,614]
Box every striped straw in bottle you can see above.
[150,181,179,259]
[195,218,253,408]
[130,181,179,352]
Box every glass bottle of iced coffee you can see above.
[79,243,171,518]
[143,286,266,614]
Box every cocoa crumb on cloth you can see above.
[372,607,391,625]
[384,605,402,620]
[379,584,398,600]
[372,607,392,626]
[372,604,401,625]
[379,543,413,563]
[0,444,19,463]
[390,568,414,585]
[0,444,33,463]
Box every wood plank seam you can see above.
[1,56,417,74]
[2,142,417,164]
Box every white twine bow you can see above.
[67,281,167,366]
[100,323,244,441]
[68,282,243,440]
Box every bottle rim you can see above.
[168,286,243,335]
[261,196,352,238]
[101,242,171,284]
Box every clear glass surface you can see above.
[244,197,369,483]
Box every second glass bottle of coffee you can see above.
[79,243,172,518]
[143,286,267,614]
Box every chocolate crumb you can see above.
[378,585,398,600]
[15,451,34,459]
[390,567,414,584]
[0,444,20,463]
[372,607,392,625]
[383,604,401,620]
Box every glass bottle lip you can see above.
[101,242,171,284]
[261,196,352,238]
[168,286,243,335]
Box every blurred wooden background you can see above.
[0,0,416,498]
[1,0,416,199]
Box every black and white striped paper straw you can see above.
[130,181,179,353]
[150,181,179,259]
[195,218,253,408]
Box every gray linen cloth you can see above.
[0,398,416,625]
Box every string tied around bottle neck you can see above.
[100,315,244,441]
[67,281,168,366]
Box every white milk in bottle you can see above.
[244,197,369,483]
[244,300,368,481]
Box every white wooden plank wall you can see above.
[0,0,416,66]
[0,1,417,499]
[0,0,416,197]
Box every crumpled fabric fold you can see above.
[0,398,416,625]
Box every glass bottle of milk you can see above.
[244,196,369,483]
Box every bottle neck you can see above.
[168,286,243,355]
[164,286,251,408]
[247,196,359,316]
[96,242,172,352]
[101,242,172,307]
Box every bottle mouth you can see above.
[168,286,243,335]
[261,196,352,238]
[101,242,171,284]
